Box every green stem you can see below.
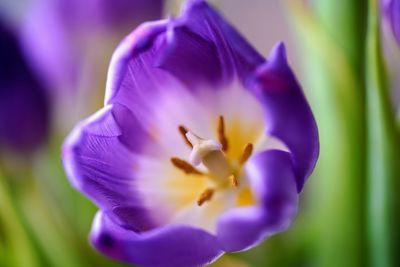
[312,0,367,73]
[0,171,41,267]
[10,155,88,267]
[286,2,366,267]
[18,180,86,267]
[366,0,400,267]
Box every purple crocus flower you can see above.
[0,19,49,152]
[383,0,400,44]
[62,1,319,266]
[21,0,164,93]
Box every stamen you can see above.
[228,174,239,187]
[217,115,228,152]
[170,157,203,175]
[239,143,253,165]
[197,188,214,206]
[178,125,193,148]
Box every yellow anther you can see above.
[170,157,203,175]
[228,174,239,187]
[197,188,214,206]
[217,115,228,152]
[239,143,253,165]
[178,125,193,148]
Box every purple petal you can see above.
[62,103,158,231]
[250,43,319,191]
[20,0,84,91]
[105,0,267,107]
[216,150,298,252]
[156,0,265,87]
[0,19,49,152]
[384,0,400,44]
[104,20,169,106]
[21,0,165,92]
[90,211,224,267]
[181,0,264,77]
[155,25,223,88]
[88,0,164,30]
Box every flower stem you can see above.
[366,0,400,266]
[0,170,41,267]
[18,175,86,267]
[286,1,367,267]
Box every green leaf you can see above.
[286,1,367,267]
[366,0,400,266]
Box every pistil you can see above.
[201,150,232,180]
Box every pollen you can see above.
[239,143,253,165]
[170,157,203,175]
[228,174,239,187]
[217,115,228,152]
[197,188,214,206]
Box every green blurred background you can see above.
[1,0,399,266]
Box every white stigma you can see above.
[186,131,231,180]
[186,131,222,166]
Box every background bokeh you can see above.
[1,0,399,266]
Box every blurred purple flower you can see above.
[383,0,400,44]
[20,0,164,93]
[62,0,319,266]
[0,20,49,152]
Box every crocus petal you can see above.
[216,150,298,252]
[156,0,265,87]
[250,43,319,191]
[62,103,159,231]
[105,0,267,107]
[155,24,224,88]
[21,0,82,92]
[104,20,169,105]
[0,19,49,152]
[384,0,400,44]
[21,0,165,92]
[180,0,264,76]
[90,211,224,267]
[88,0,164,30]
